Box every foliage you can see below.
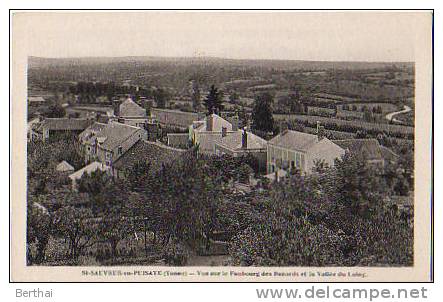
[229,154,413,267]
[45,104,66,118]
[204,85,223,114]
[27,198,52,264]
[252,93,275,133]
[162,241,189,266]
[153,88,169,109]
[52,206,96,260]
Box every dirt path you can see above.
[385,105,411,123]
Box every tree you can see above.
[191,81,201,111]
[153,88,168,109]
[229,92,239,103]
[53,206,96,261]
[96,209,132,259]
[77,170,112,213]
[27,198,52,264]
[252,93,274,133]
[333,153,387,215]
[204,85,223,114]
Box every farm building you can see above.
[189,113,237,155]
[79,121,147,166]
[333,139,398,168]
[113,98,148,128]
[56,160,75,173]
[215,128,267,171]
[30,118,93,142]
[68,161,110,190]
[151,108,205,129]
[28,96,47,106]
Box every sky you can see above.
[14,11,430,62]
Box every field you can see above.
[274,113,414,138]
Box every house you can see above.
[30,118,93,141]
[215,128,267,171]
[28,96,47,106]
[113,98,147,128]
[112,140,186,178]
[56,160,75,173]
[79,121,147,166]
[188,113,237,154]
[68,161,110,190]
[267,129,345,174]
[332,139,398,168]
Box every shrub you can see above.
[162,242,189,266]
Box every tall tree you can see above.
[153,88,168,109]
[204,85,223,114]
[252,93,275,133]
[191,81,201,111]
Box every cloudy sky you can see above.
[14,11,431,62]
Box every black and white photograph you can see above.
[10,10,433,282]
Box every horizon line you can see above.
[28,55,414,64]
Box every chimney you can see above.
[280,121,289,135]
[113,99,121,117]
[222,126,227,138]
[206,114,213,132]
[242,128,248,149]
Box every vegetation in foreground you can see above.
[27,135,413,267]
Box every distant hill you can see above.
[28,56,413,71]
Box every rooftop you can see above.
[37,118,93,132]
[113,140,185,171]
[268,130,319,152]
[69,161,110,180]
[217,130,267,151]
[194,113,233,132]
[333,139,398,161]
[79,121,143,151]
[56,160,75,172]
[119,98,146,117]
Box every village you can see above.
[29,96,400,190]
[25,58,415,268]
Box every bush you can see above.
[162,242,189,266]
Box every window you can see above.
[300,154,305,171]
[296,153,301,168]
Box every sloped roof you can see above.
[119,98,146,117]
[217,130,267,151]
[69,162,110,180]
[196,114,233,132]
[28,96,46,103]
[38,118,92,131]
[80,122,143,151]
[196,132,224,153]
[56,160,75,172]
[268,130,319,152]
[380,145,399,161]
[333,139,391,161]
[79,122,107,144]
[113,140,185,171]
[151,108,201,128]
